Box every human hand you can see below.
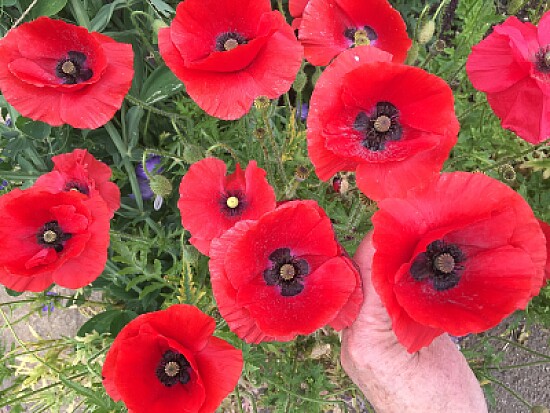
[341,232,488,413]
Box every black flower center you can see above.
[55,51,93,84]
[535,45,550,74]
[263,248,310,297]
[354,102,402,151]
[64,180,89,195]
[220,190,246,217]
[344,26,378,45]
[156,350,191,387]
[409,240,466,291]
[37,221,72,253]
[215,32,248,52]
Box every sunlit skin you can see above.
[341,232,488,413]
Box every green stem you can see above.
[263,377,346,406]
[487,336,550,360]
[479,140,550,173]
[234,384,245,413]
[104,121,143,211]
[143,148,186,163]
[261,109,287,184]
[486,360,550,370]
[480,373,532,409]
[69,0,91,29]
[125,94,188,120]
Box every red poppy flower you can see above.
[102,304,243,413]
[298,0,411,66]
[34,149,120,217]
[178,157,276,256]
[0,17,134,129]
[466,12,550,144]
[307,46,459,201]
[158,0,303,120]
[209,200,363,343]
[371,172,547,353]
[538,219,550,280]
[0,188,111,292]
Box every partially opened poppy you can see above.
[178,157,276,256]
[371,172,547,353]
[0,188,111,292]
[158,0,303,120]
[307,46,459,201]
[466,12,550,144]
[298,0,411,66]
[102,304,243,413]
[0,17,134,129]
[34,149,120,217]
[209,200,363,343]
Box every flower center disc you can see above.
[279,264,296,281]
[226,196,239,209]
[164,361,180,377]
[224,38,239,51]
[354,29,370,46]
[434,253,455,274]
[61,61,76,75]
[43,230,57,244]
[374,115,391,133]
[545,51,550,67]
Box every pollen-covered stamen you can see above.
[263,248,310,297]
[279,264,296,281]
[37,221,72,253]
[344,26,378,44]
[410,240,466,291]
[216,32,247,52]
[354,102,402,151]
[226,196,239,209]
[535,46,550,73]
[433,253,455,274]
[55,51,93,84]
[156,350,191,387]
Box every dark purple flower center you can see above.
[344,26,378,44]
[354,102,402,151]
[263,248,310,297]
[55,51,93,84]
[220,190,246,217]
[215,32,248,52]
[156,350,191,387]
[409,240,466,291]
[535,45,550,74]
[37,220,72,253]
[64,180,89,195]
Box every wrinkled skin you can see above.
[341,232,488,413]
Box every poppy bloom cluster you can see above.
[158,0,303,120]
[209,200,362,343]
[102,304,243,413]
[298,0,411,66]
[0,150,117,292]
[307,46,459,201]
[178,157,276,256]
[466,11,550,144]
[0,17,134,129]
[371,172,547,353]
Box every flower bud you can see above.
[293,70,308,93]
[418,20,436,45]
[149,175,172,198]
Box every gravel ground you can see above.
[1,288,548,413]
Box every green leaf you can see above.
[15,117,51,140]
[4,288,23,297]
[59,378,110,409]
[149,0,175,16]
[90,0,127,32]
[77,309,137,337]
[139,65,184,105]
[25,0,68,18]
